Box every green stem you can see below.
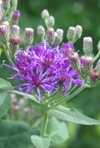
[49,84,89,109]
[47,90,62,104]
[94,51,100,61]
[41,110,49,137]
[4,43,16,66]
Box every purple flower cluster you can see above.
[9,42,82,100]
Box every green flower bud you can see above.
[24,28,34,47]
[75,25,82,40]
[46,28,55,45]
[11,25,20,35]
[83,37,93,55]
[67,26,76,42]
[53,29,63,45]
[41,9,49,20]
[47,16,55,28]
[37,25,45,41]
[80,56,94,76]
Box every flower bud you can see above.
[11,25,20,35]
[80,56,94,76]
[0,24,7,34]
[41,9,49,20]
[67,26,76,42]
[80,56,94,67]
[24,28,34,47]
[75,25,82,40]
[61,42,73,56]
[10,35,20,45]
[0,24,9,42]
[56,29,63,37]
[68,51,79,70]
[89,69,99,81]
[10,35,20,56]
[54,29,63,45]
[2,21,10,36]
[83,37,93,55]
[46,28,55,45]
[11,10,20,24]
[69,51,79,62]
[37,25,45,41]
[2,21,9,27]
[47,16,55,28]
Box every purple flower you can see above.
[7,41,83,100]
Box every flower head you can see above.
[8,41,82,100]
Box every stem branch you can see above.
[49,84,89,109]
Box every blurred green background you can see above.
[1,0,100,148]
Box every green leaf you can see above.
[0,92,11,118]
[0,121,39,148]
[48,105,100,125]
[0,78,13,90]
[46,119,68,145]
[10,90,40,104]
[0,78,40,106]
[31,135,50,148]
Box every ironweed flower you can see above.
[7,41,82,100]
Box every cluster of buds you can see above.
[67,25,82,43]
[66,31,100,86]
[0,0,35,58]
[37,9,64,46]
